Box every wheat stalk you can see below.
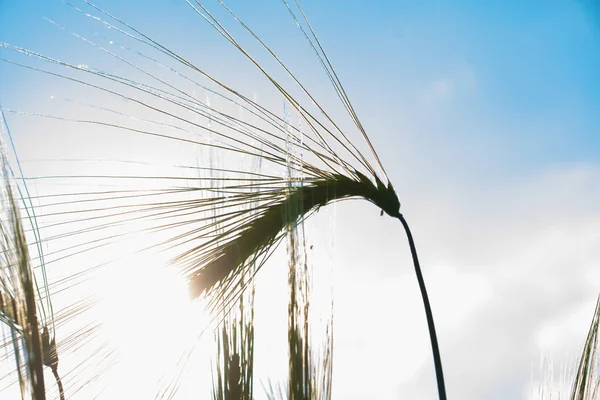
[211,147,256,400]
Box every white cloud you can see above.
[386,163,600,399]
[418,63,478,105]
[421,79,455,103]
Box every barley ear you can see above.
[189,170,401,298]
[570,295,600,400]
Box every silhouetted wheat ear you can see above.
[190,170,400,297]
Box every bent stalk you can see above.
[398,213,446,400]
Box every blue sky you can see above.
[2,0,599,195]
[1,1,600,399]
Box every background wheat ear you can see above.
[570,294,600,400]
[0,183,46,399]
[0,112,64,400]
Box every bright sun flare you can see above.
[95,249,211,398]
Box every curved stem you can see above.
[52,367,65,400]
[398,214,447,400]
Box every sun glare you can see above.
[95,249,211,398]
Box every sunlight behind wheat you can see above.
[95,249,212,398]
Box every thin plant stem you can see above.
[397,213,446,400]
[52,367,65,400]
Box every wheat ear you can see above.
[570,295,600,400]
[189,170,400,297]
